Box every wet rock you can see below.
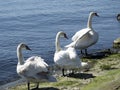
[81,49,112,59]
[113,38,120,48]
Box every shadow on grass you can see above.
[31,87,59,90]
[81,49,112,59]
[67,73,95,79]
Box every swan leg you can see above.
[71,69,75,74]
[27,82,30,90]
[81,49,88,56]
[36,82,39,89]
[81,50,84,54]
[85,49,88,55]
[62,68,65,76]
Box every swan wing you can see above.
[75,29,92,44]
[72,28,91,41]
[54,50,69,62]
[24,56,56,82]
[19,56,48,78]
[36,72,57,82]
[54,48,81,69]
[54,48,80,64]
[67,47,78,60]
[66,28,92,48]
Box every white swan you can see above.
[117,14,120,21]
[54,31,82,76]
[66,12,99,55]
[16,43,56,90]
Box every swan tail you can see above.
[81,62,89,69]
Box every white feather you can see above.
[66,12,99,50]
[16,43,56,83]
[54,31,82,70]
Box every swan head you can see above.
[90,12,99,17]
[117,14,120,21]
[57,31,68,39]
[18,43,31,50]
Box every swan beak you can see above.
[95,13,99,17]
[64,33,68,39]
[25,45,31,50]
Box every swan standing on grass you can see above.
[54,31,82,76]
[17,43,56,90]
[66,12,99,55]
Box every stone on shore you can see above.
[113,37,120,48]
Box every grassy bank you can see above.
[9,54,120,90]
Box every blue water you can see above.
[0,0,120,85]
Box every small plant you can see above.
[100,64,112,70]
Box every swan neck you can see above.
[87,13,93,28]
[55,34,61,52]
[17,47,24,65]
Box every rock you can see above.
[113,37,120,48]
[113,38,120,44]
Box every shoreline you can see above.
[0,79,26,90]
[1,47,120,90]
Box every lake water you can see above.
[0,0,120,86]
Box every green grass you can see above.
[9,54,120,90]
[10,77,82,90]
[10,69,120,90]
[81,69,120,90]
[100,64,112,70]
